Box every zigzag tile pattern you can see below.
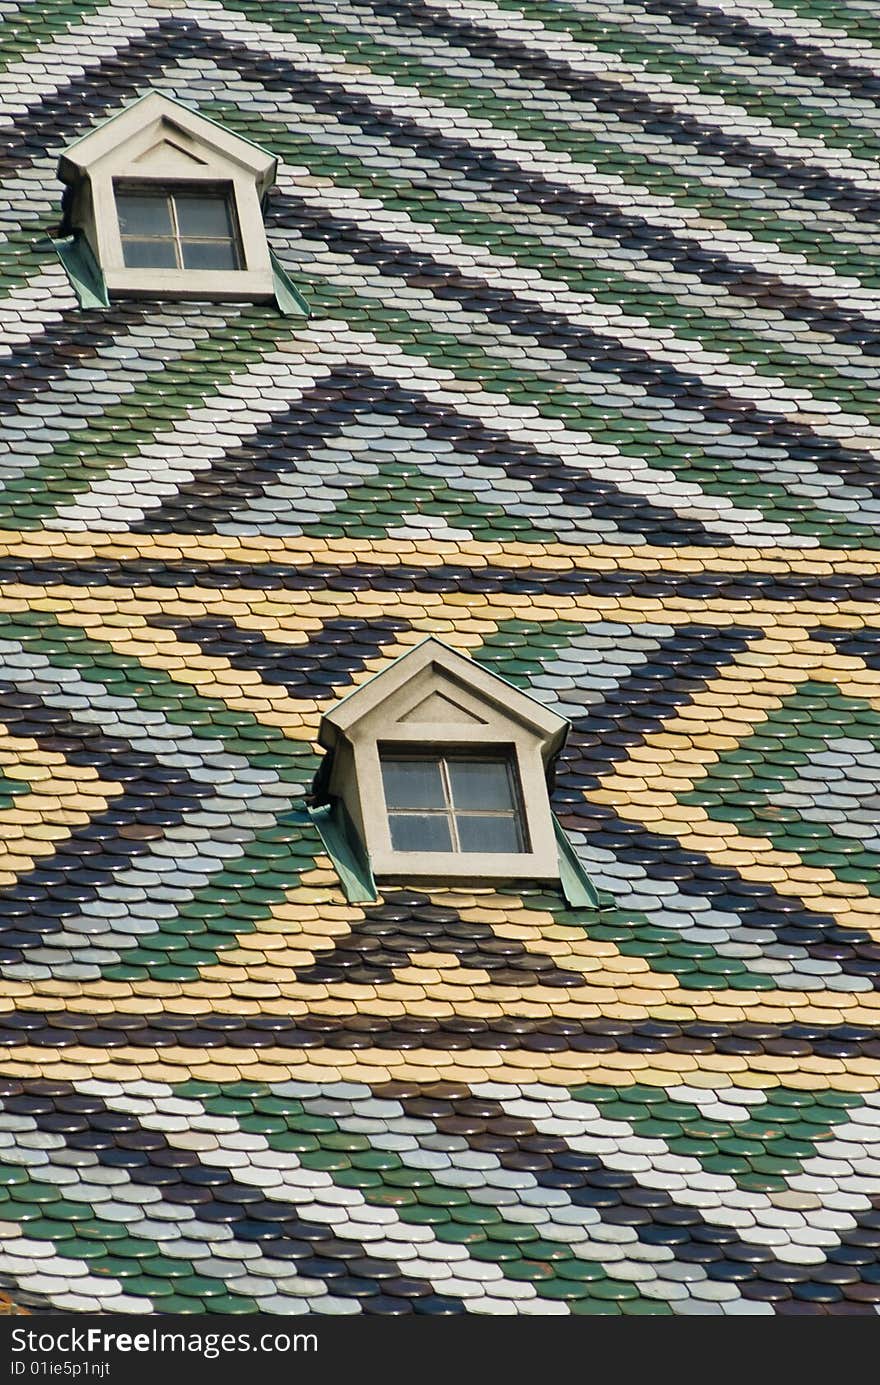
[0,0,879,1315]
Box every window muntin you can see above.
[380,752,526,854]
[115,184,241,271]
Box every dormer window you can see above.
[311,637,582,896]
[53,91,308,316]
[308,638,598,905]
[115,184,242,271]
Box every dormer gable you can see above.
[58,91,277,191]
[320,637,567,758]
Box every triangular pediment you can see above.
[398,690,488,725]
[132,136,210,170]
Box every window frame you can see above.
[95,163,271,302]
[380,747,529,856]
[114,180,244,273]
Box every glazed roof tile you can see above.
[0,0,879,1317]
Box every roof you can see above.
[0,0,878,1319]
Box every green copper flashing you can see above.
[306,799,595,910]
[50,233,109,309]
[554,817,600,909]
[52,235,308,318]
[308,799,377,905]
[270,249,310,318]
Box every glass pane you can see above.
[121,238,178,269]
[174,194,234,238]
[448,759,515,812]
[382,759,445,810]
[116,193,173,237]
[388,814,453,852]
[457,814,521,853]
[182,239,239,270]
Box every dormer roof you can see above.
[319,636,569,761]
[57,91,277,197]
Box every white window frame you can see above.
[114,181,243,272]
[381,748,527,854]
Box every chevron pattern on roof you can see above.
[0,0,879,1316]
